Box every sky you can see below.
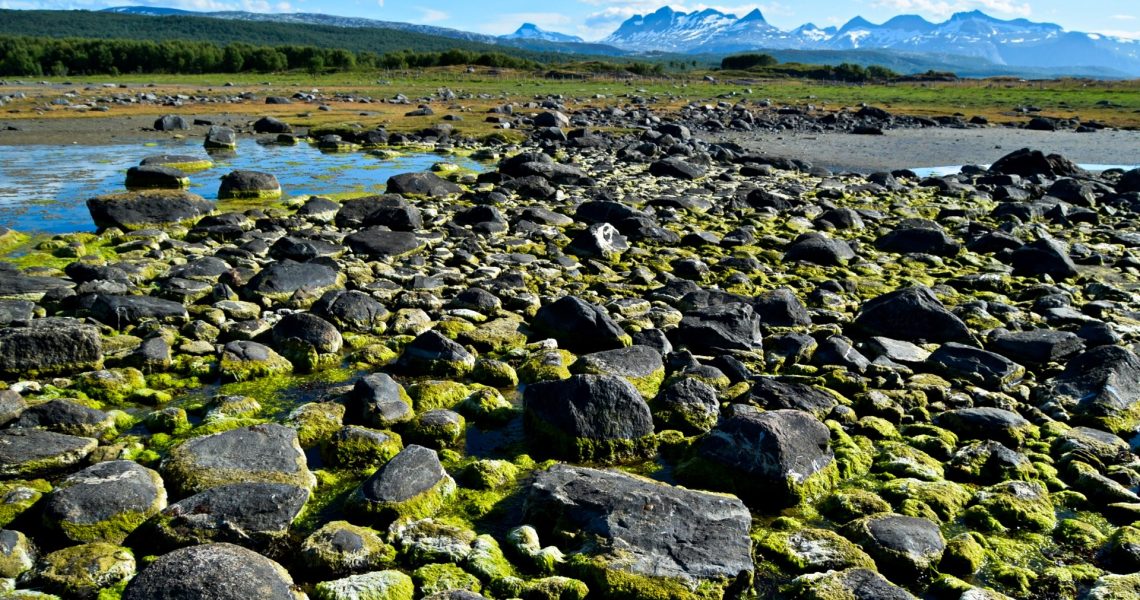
[1,0,1138,41]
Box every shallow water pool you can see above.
[0,139,485,234]
[911,164,1139,178]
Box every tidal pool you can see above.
[0,138,485,234]
[911,164,1139,177]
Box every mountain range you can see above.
[98,5,1140,77]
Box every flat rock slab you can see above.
[525,464,753,587]
[345,228,425,259]
[161,424,315,496]
[0,429,98,478]
[153,482,308,550]
[87,189,214,232]
[0,318,103,377]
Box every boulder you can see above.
[386,172,462,197]
[530,296,631,353]
[0,429,97,477]
[43,460,166,544]
[790,567,917,600]
[649,157,705,180]
[89,294,189,328]
[784,233,857,266]
[679,409,837,507]
[523,374,656,463]
[312,290,389,334]
[525,464,753,596]
[651,377,720,434]
[219,340,293,382]
[349,373,414,428]
[673,303,762,353]
[396,330,476,378]
[123,543,301,600]
[154,115,189,131]
[935,407,1036,449]
[218,170,282,201]
[566,223,629,261]
[853,286,973,344]
[253,116,291,134]
[876,227,961,257]
[345,228,425,259]
[33,542,136,598]
[571,345,665,398]
[244,260,342,305]
[301,520,396,577]
[204,125,237,150]
[87,189,213,231]
[927,343,1025,389]
[151,482,308,552]
[125,165,189,190]
[349,445,456,524]
[845,514,945,581]
[1038,345,1140,433]
[161,424,315,496]
[989,148,1083,178]
[990,329,1084,366]
[1011,237,1079,280]
[0,318,102,376]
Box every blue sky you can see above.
[2,0,1137,40]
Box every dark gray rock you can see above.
[651,377,719,434]
[754,288,812,327]
[876,227,960,257]
[351,444,454,522]
[792,568,917,600]
[745,377,838,419]
[784,233,856,265]
[566,223,628,261]
[523,374,655,463]
[847,514,945,581]
[0,390,25,426]
[123,543,298,600]
[1118,168,1140,194]
[268,236,342,262]
[989,148,1084,178]
[680,409,835,507]
[927,342,1025,389]
[935,407,1035,449]
[273,312,342,355]
[218,171,281,200]
[87,190,213,231]
[990,329,1084,366]
[572,345,664,391]
[125,166,188,190]
[345,228,425,259]
[396,330,475,377]
[9,398,114,437]
[0,300,34,326]
[853,286,973,344]
[673,303,762,353]
[386,172,461,197]
[245,260,340,300]
[335,195,423,231]
[153,482,307,552]
[89,294,189,328]
[312,290,389,333]
[649,157,705,180]
[253,117,291,134]
[0,429,97,477]
[0,318,102,376]
[1038,345,1140,433]
[1011,237,1079,280]
[43,460,166,544]
[530,296,629,354]
[349,372,413,427]
[204,126,237,149]
[161,424,314,496]
[154,115,189,131]
[526,464,752,591]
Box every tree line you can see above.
[0,36,542,76]
[721,53,909,82]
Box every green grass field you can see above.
[5,68,1140,129]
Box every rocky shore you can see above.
[1,97,1140,600]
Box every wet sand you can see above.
[712,127,1140,173]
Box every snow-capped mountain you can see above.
[501,23,582,44]
[603,6,1140,75]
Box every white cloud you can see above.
[1098,29,1140,40]
[415,7,448,24]
[1109,15,1136,21]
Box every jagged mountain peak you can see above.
[738,9,768,23]
[502,22,583,43]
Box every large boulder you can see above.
[523,374,656,463]
[396,330,475,378]
[1038,345,1140,433]
[348,445,456,524]
[345,228,425,260]
[244,260,342,305]
[89,294,189,329]
[348,372,414,428]
[1011,237,1079,281]
[852,286,973,344]
[990,329,1084,366]
[679,408,837,507]
[154,115,189,131]
[218,170,282,201]
[161,424,315,497]
[0,318,102,376]
[253,116,291,134]
[989,148,1083,178]
[0,429,97,477]
[312,290,389,334]
[151,482,308,553]
[204,125,237,150]
[336,195,423,231]
[530,296,631,353]
[566,223,628,262]
[123,543,302,600]
[571,345,665,398]
[125,165,189,190]
[927,343,1025,390]
[87,189,213,231]
[386,172,462,197]
[42,460,166,544]
[673,303,762,353]
[525,464,753,597]
[844,514,945,581]
[649,157,705,180]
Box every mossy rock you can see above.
[74,368,147,404]
[521,576,590,600]
[879,478,972,523]
[313,569,414,600]
[567,553,737,600]
[347,445,457,525]
[218,341,294,382]
[413,563,482,596]
[457,388,515,425]
[755,527,875,574]
[471,359,519,388]
[941,532,987,576]
[518,349,575,384]
[0,529,36,579]
[301,521,397,578]
[408,380,473,413]
[285,402,346,448]
[465,534,515,583]
[507,525,565,576]
[0,480,51,527]
[160,424,316,496]
[872,440,945,481]
[970,480,1057,532]
[458,317,527,353]
[33,542,135,599]
[321,426,403,470]
[1054,518,1107,551]
[819,489,892,524]
[461,460,520,490]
